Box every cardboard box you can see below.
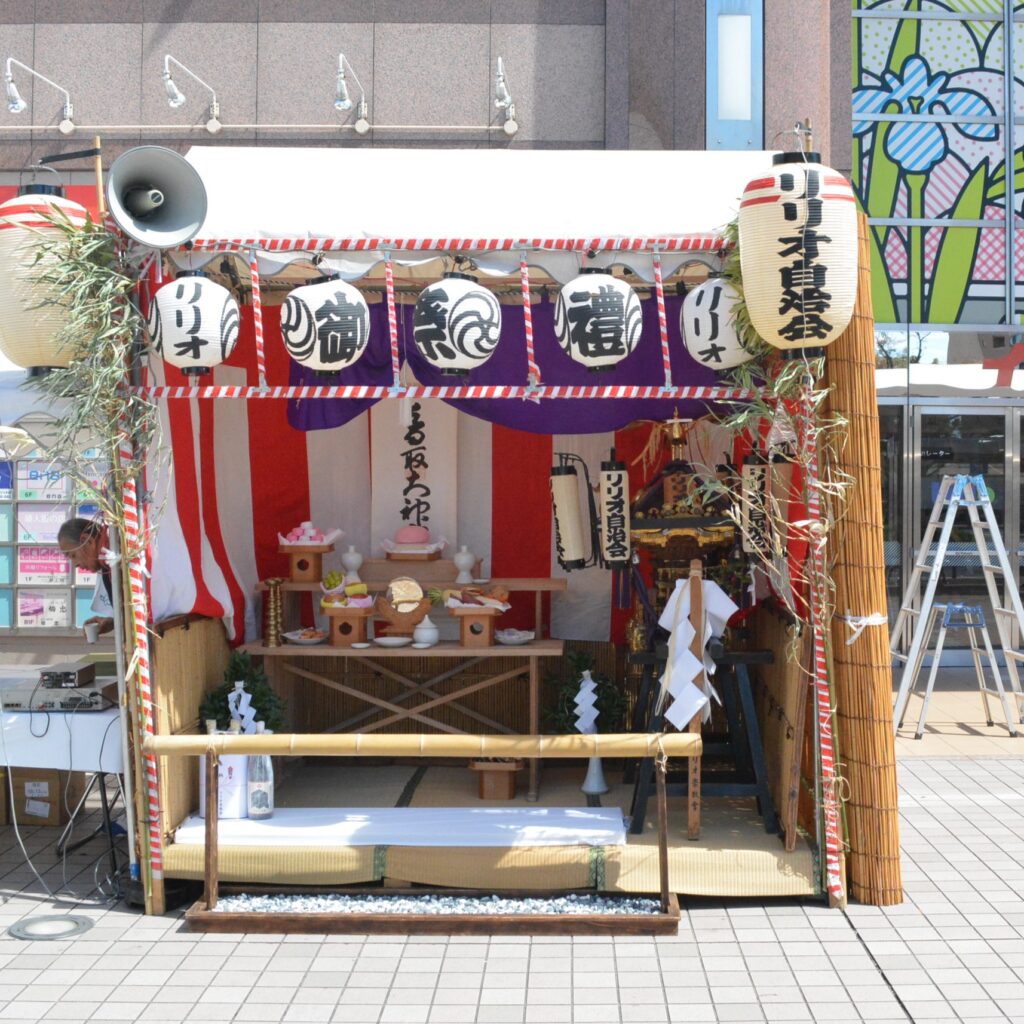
[0,769,85,827]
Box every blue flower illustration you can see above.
[853,56,997,173]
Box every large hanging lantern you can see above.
[738,153,857,353]
[413,272,501,376]
[0,186,89,373]
[281,275,370,376]
[555,269,642,371]
[598,454,630,569]
[147,272,240,375]
[681,275,754,371]
[550,464,587,571]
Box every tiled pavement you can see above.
[0,698,1021,1022]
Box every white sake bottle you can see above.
[246,721,274,820]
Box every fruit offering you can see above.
[323,570,344,590]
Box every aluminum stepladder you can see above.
[891,474,1024,736]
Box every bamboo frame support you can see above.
[204,752,219,911]
[823,212,903,906]
[145,732,702,759]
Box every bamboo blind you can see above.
[822,212,903,905]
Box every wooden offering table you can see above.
[241,640,564,800]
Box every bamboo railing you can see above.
[823,212,903,905]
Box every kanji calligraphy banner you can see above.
[369,399,459,556]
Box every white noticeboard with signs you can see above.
[16,504,70,545]
[17,461,70,502]
[17,547,71,586]
[17,589,70,628]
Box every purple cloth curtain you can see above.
[287,293,721,434]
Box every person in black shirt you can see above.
[57,517,114,636]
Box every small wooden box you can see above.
[450,606,501,648]
[324,605,373,647]
[469,760,524,800]
[279,544,334,583]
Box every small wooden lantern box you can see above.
[451,606,501,648]
[469,759,524,800]
[324,605,373,647]
[279,544,334,583]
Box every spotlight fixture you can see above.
[162,54,222,134]
[493,56,518,136]
[4,58,75,134]
[334,53,370,135]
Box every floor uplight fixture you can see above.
[334,53,370,135]
[163,54,222,134]
[4,57,75,134]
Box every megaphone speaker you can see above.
[106,146,207,249]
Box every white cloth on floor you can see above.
[173,806,626,848]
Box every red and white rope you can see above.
[520,254,540,385]
[119,439,162,881]
[652,251,672,388]
[384,256,401,387]
[129,383,753,402]
[185,235,722,255]
[801,380,844,902]
[249,254,267,388]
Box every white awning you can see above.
[174,147,777,284]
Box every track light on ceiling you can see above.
[494,56,518,136]
[334,53,370,135]
[163,54,222,134]
[4,58,74,134]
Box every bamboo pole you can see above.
[144,732,702,759]
[822,212,903,905]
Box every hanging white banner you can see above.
[370,399,459,556]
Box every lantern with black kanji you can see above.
[147,272,240,375]
[555,269,642,371]
[281,275,370,377]
[413,272,502,376]
[681,275,753,371]
[0,187,89,373]
[738,153,857,353]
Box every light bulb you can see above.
[163,71,186,109]
[5,77,26,114]
[334,70,352,112]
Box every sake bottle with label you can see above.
[246,721,274,820]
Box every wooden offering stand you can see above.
[323,605,373,647]
[279,544,334,583]
[451,606,502,648]
[469,759,524,800]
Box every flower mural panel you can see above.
[854,1,1024,326]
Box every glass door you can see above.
[911,406,1013,651]
[879,403,907,641]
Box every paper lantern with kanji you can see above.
[681,276,753,371]
[147,273,240,375]
[281,276,370,376]
[0,187,89,373]
[413,272,502,376]
[555,269,642,371]
[738,153,857,352]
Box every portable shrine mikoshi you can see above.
[9,145,901,919]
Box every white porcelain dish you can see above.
[495,629,535,647]
[373,636,414,648]
[351,642,372,649]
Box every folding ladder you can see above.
[890,474,1024,735]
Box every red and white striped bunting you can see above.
[652,252,672,388]
[184,235,723,254]
[249,255,267,389]
[130,383,753,401]
[520,254,540,386]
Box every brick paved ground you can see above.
[0,697,1020,1023]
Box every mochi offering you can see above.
[381,524,448,559]
[278,521,343,548]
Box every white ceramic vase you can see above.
[341,545,363,583]
[413,615,440,646]
[454,544,476,585]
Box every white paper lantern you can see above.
[281,276,370,375]
[0,188,89,373]
[555,269,642,370]
[550,465,587,571]
[738,153,857,352]
[413,272,501,376]
[681,277,753,371]
[147,273,240,375]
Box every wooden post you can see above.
[686,559,702,840]
[822,212,903,905]
[204,752,220,911]
[656,757,670,914]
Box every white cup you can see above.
[84,622,100,644]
